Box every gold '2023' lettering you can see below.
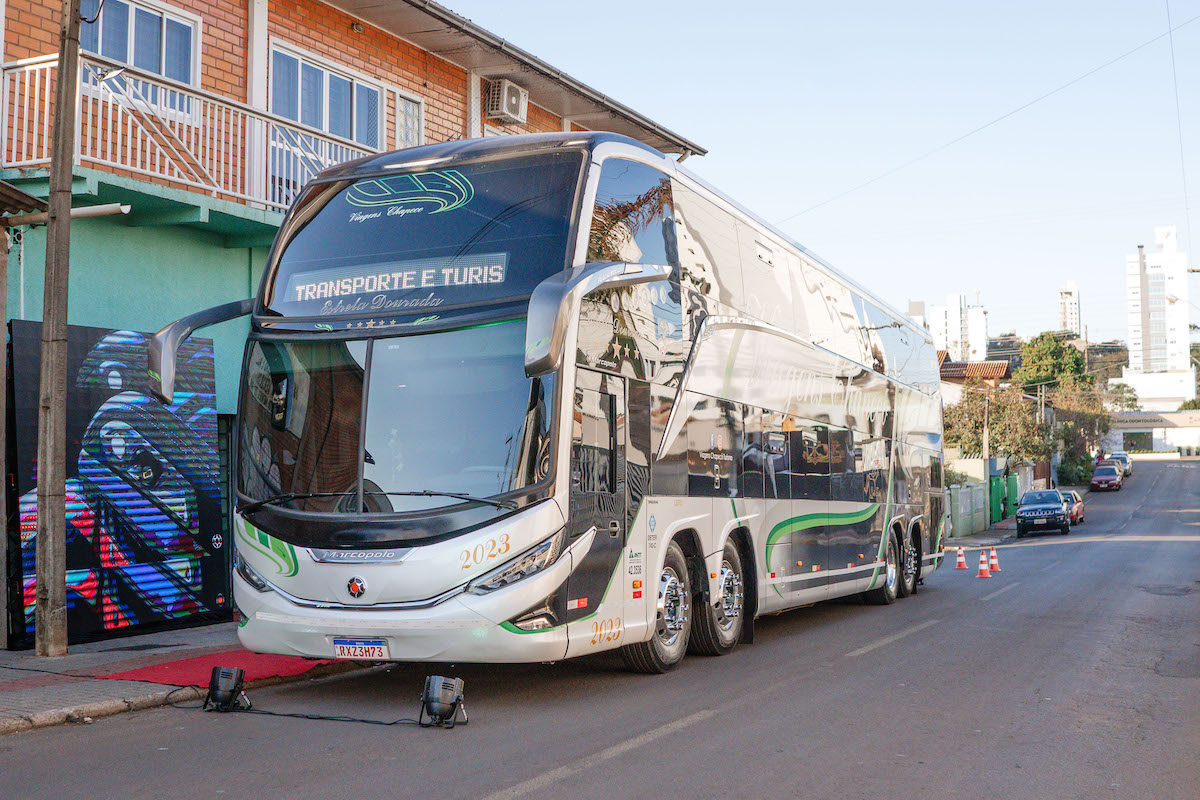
[458,534,511,570]
[590,617,622,645]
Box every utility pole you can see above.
[36,0,83,657]
[1084,325,1089,374]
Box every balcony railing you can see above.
[2,53,375,213]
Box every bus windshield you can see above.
[264,151,584,318]
[238,320,554,514]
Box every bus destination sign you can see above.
[281,253,508,316]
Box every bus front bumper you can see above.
[233,559,574,664]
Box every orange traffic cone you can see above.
[989,547,1001,573]
[976,549,992,578]
[954,547,968,569]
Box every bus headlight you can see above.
[235,552,272,593]
[467,528,567,595]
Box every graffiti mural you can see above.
[6,321,229,648]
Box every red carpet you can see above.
[99,648,332,686]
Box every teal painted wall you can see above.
[7,218,268,414]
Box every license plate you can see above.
[1035,518,1047,525]
[333,638,390,660]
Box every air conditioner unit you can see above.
[485,79,529,125]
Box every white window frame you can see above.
[79,0,202,87]
[392,87,425,150]
[268,40,397,151]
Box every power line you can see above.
[777,12,1200,225]
[1165,1,1194,253]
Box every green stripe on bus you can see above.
[764,504,880,573]
[238,523,300,578]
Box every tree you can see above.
[1013,332,1088,392]
[944,381,1054,463]
[1179,397,1200,411]
[1051,378,1112,483]
[1105,382,1140,413]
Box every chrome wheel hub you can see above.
[716,562,743,630]
[884,540,898,590]
[656,568,689,646]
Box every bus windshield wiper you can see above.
[240,490,517,514]
[366,490,517,510]
[238,492,354,514]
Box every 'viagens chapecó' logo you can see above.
[346,170,474,214]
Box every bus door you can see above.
[565,369,627,631]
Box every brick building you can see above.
[1,0,703,412]
[0,0,702,644]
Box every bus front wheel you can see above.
[690,539,745,656]
[621,539,692,673]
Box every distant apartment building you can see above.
[906,300,927,329]
[1058,280,1081,337]
[927,293,988,361]
[987,330,1023,372]
[1117,225,1195,411]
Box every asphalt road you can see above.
[4,460,1199,800]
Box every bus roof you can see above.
[305,132,929,346]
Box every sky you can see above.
[446,0,1199,344]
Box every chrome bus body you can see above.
[152,132,946,665]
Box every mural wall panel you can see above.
[6,321,229,648]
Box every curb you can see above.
[0,659,370,736]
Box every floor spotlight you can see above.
[419,675,468,728]
[203,666,251,712]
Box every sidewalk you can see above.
[0,621,362,735]
[944,484,1090,549]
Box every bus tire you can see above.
[897,531,918,598]
[862,532,899,605]
[621,539,692,673]
[690,540,745,656]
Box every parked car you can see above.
[1090,465,1123,491]
[1109,451,1133,476]
[1063,490,1085,525]
[1015,489,1070,537]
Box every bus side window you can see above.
[740,407,764,499]
[587,159,676,266]
[572,387,614,493]
[791,423,830,501]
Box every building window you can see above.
[397,94,423,149]
[270,47,389,149]
[80,0,197,85]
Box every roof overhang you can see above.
[0,180,47,217]
[325,0,706,157]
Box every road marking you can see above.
[997,534,1200,550]
[1038,560,1064,573]
[485,617,941,798]
[479,708,719,800]
[843,619,941,658]
[980,582,1020,602]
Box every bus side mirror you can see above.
[524,262,671,377]
[149,298,254,403]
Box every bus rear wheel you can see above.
[690,540,745,656]
[897,532,918,598]
[863,532,899,605]
[621,539,693,673]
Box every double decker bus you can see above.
[150,132,947,673]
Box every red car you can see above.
[1064,490,1085,524]
[1090,465,1123,491]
